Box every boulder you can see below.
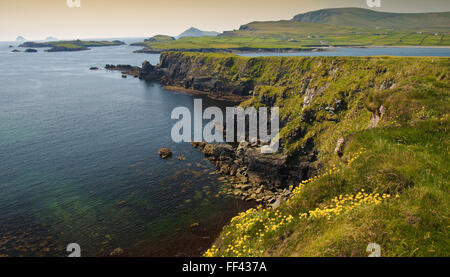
[158,148,173,159]
[270,197,282,210]
[334,138,345,156]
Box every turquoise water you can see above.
[0,42,252,257]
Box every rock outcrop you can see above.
[107,52,417,207]
[191,141,311,204]
[105,64,141,77]
[158,148,173,159]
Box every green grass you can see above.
[134,35,313,51]
[19,40,125,50]
[50,40,124,47]
[292,8,450,32]
[211,120,449,257]
[135,20,449,52]
[168,52,450,257]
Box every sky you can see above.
[1,0,449,41]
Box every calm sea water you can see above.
[0,41,252,257]
[1,41,448,257]
[240,47,450,57]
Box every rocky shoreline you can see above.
[190,141,312,207]
[101,53,320,207]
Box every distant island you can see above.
[16,36,26,41]
[131,7,450,54]
[18,39,126,52]
[176,27,220,39]
[144,35,175,42]
[45,36,58,41]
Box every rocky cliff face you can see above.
[157,52,255,97]
[109,53,448,204]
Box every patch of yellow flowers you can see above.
[300,189,397,220]
[203,148,398,257]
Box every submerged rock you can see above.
[158,148,173,159]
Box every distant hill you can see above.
[16,36,26,41]
[45,36,58,41]
[230,20,362,38]
[144,35,175,42]
[292,7,450,32]
[177,27,220,39]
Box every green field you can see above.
[134,8,450,52]
[292,8,450,32]
[134,22,449,52]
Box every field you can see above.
[134,21,450,52]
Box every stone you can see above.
[271,197,282,209]
[335,138,345,156]
[158,148,173,159]
[238,184,252,190]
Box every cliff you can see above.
[113,52,450,256]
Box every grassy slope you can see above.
[131,35,175,46]
[292,8,450,32]
[169,53,450,257]
[136,22,449,52]
[135,9,450,51]
[227,21,450,46]
[134,35,312,51]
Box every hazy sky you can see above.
[1,0,449,41]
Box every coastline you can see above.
[324,45,450,49]
[134,45,450,54]
[134,47,325,54]
[163,85,249,102]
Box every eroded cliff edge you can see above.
[106,53,450,256]
[108,52,449,205]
